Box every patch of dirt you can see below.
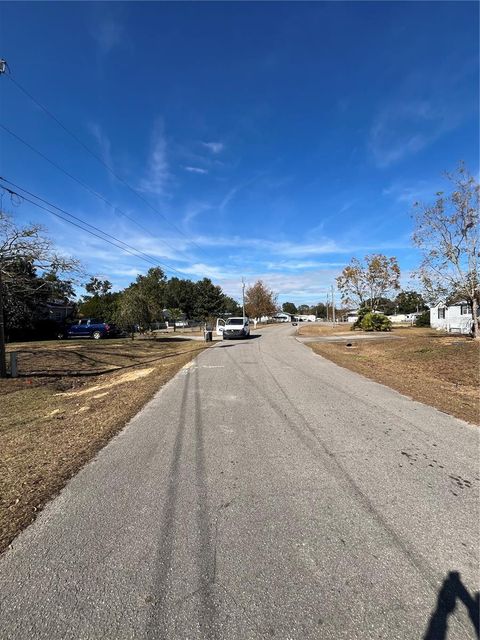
[58,367,155,396]
[308,329,479,425]
[0,338,207,553]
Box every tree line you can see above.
[281,289,429,319]
[80,270,242,331]
[1,162,478,377]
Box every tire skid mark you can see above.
[223,342,471,639]
[146,372,191,639]
[192,368,220,639]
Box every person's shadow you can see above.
[424,571,479,639]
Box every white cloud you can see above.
[218,269,341,303]
[91,19,124,54]
[182,202,211,228]
[219,185,240,212]
[184,166,208,175]
[88,123,115,181]
[369,95,461,168]
[140,119,169,196]
[202,141,224,154]
[382,180,438,205]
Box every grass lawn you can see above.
[301,325,479,425]
[0,337,207,552]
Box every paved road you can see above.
[0,324,478,639]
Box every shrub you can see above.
[360,312,392,332]
[415,310,430,327]
[352,307,370,330]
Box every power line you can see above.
[4,71,207,255]
[0,177,192,277]
[0,123,195,262]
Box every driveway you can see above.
[0,324,478,639]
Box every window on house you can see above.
[460,304,472,315]
[438,308,445,319]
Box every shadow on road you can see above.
[220,334,262,345]
[423,571,479,639]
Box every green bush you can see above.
[415,310,430,327]
[360,312,392,332]
[352,307,370,330]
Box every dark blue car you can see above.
[61,318,118,340]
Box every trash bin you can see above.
[204,330,213,342]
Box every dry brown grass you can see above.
[0,337,207,552]
[297,322,353,337]
[306,327,479,425]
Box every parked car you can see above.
[59,318,118,340]
[222,317,250,340]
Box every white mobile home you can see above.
[430,301,476,334]
[273,312,293,323]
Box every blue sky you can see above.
[0,1,478,304]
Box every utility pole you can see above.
[0,259,6,377]
[242,277,246,320]
[331,285,336,325]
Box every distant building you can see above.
[294,314,316,323]
[388,312,423,324]
[273,312,292,322]
[43,301,76,323]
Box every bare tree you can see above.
[0,211,81,377]
[336,254,401,310]
[412,163,479,338]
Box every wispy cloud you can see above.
[219,269,341,302]
[91,19,124,54]
[184,166,208,175]
[382,180,438,205]
[88,123,115,182]
[369,100,458,168]
[219,185,240,212]
[140,119,169,196]
[368,56,473,170]
[202,141,224,154]
[182,202,211,228]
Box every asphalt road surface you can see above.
[0,324,478,639]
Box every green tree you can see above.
[80,277,120,321]
[282,302,297,315]
[297,304,310,314]
[336,254,401,310]
[116,286,151,336]
[222,295,242,316]
[311,302,327,318]
[166,307,183,332]
[115,267,167,333]
[394,290,427,314]
[363,296,395,315]
[164,278,196,318]
[79,291,122,321]
[84,277,112,296]
[134,267,167,321]
[412,163,479,337]
[193,278,226,321]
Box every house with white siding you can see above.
[430,301,476,334]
